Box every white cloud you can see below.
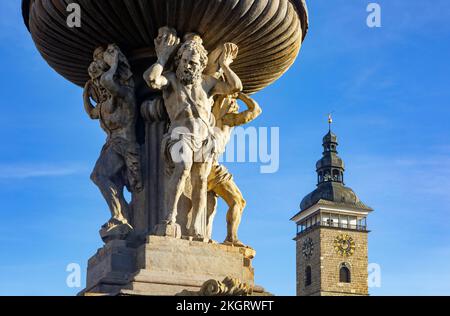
[361,155,450,191]
[0,163,87,179]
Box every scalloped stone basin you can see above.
[22,0,308,94]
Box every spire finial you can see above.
[328,113,333,131]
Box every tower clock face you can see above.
[302,238,314,259]
[334,234,356,257]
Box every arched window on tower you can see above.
[324,170,331,181]
[333,169,340,181]
[305,266,312,287]
[339,263,351,283]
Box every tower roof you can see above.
[300,182,372,211]
[323,130,338,144]
[297,120,373,213]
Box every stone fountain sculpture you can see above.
[22,0,309,296]
[84,44,143,243]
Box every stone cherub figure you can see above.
[207,92,262,247]
[144,27,243,239]
[83,44,143,242]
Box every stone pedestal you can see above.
[85,240,136,292]
[81,236,262,296]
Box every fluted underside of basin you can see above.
[23,0,308,94]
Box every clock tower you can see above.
[291,120,373,296]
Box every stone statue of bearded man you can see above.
[144,27,243,239]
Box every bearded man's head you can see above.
[175,35,208,85]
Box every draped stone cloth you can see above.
[101,136,142,192]
[207,164,233,192]
[161,123,218,176]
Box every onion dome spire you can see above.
[298,116,373,212]
[316,115,344,185]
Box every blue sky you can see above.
[1,0,450,296]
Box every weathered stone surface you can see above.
[85,240,136,291]
[83,236,257,296]
[153,222,182,239]
[99,223,133,244]
[136,236,255,285]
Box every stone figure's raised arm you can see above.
[100,45,133,103]
[143,63,168,91]
[222,92,262,127]
[144,27,180,90]
[210,43,243,96]
[83,80,100,120]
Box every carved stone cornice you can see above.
[177,277,254,297]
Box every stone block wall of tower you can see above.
[319,228,368,296]
[296,228,322,296]
[296,228,369,296]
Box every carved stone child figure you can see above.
[83,44,143,242]
[144,27,243,239]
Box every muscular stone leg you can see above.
[190,161,213,238]
[117,184,131,223]
[214,180,247,247]
[90,146,128,226]
[165,146,193,224]
[123,145,143,193]
[206,192,218,240]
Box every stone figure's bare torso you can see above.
[98,94,136,142]
[163,73,215,139]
